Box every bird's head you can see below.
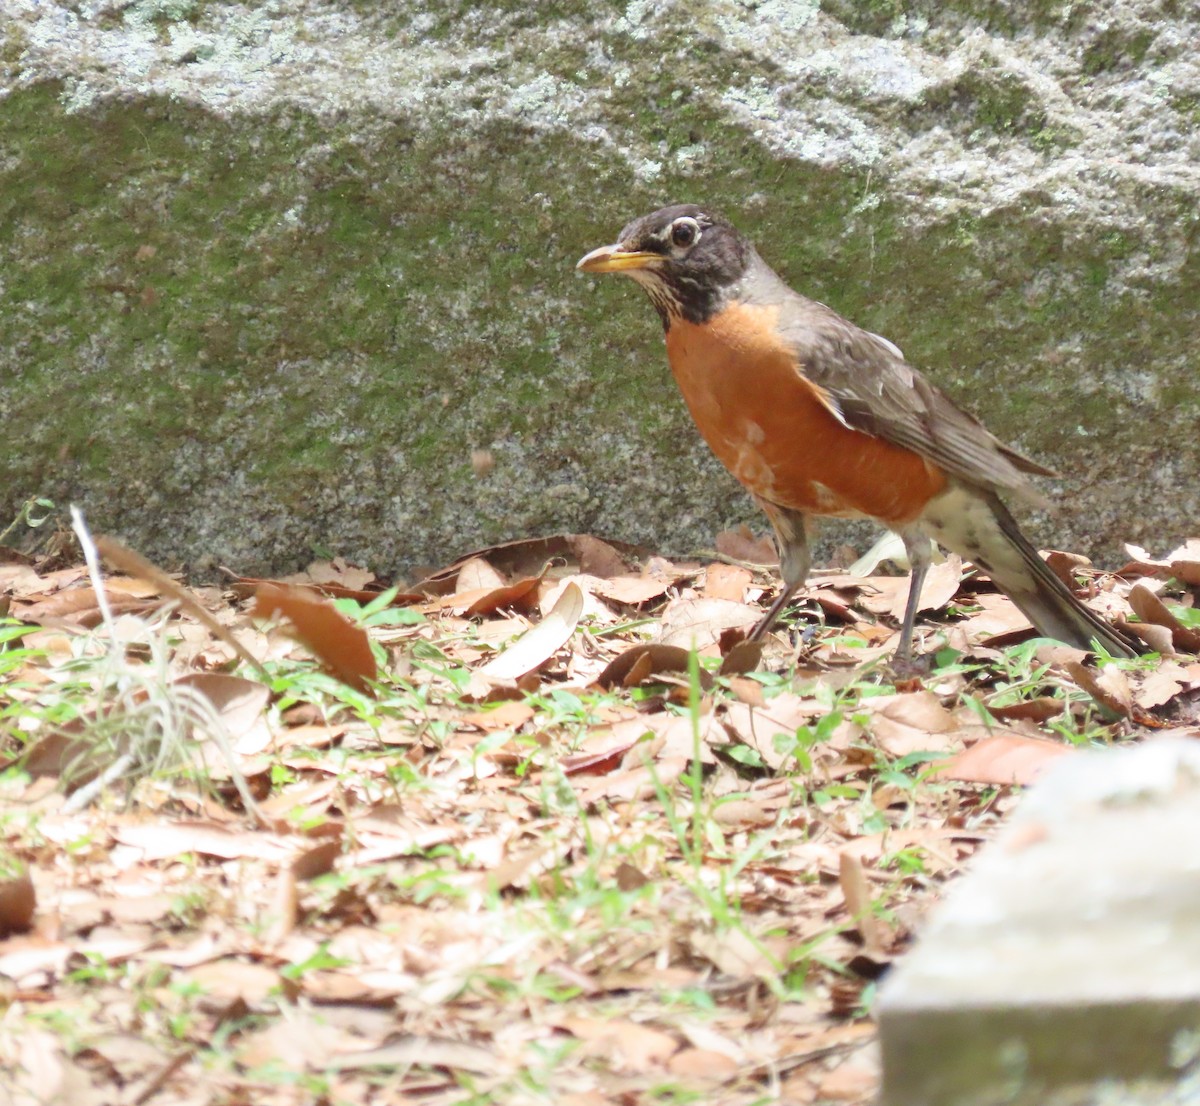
[576,204,750,326]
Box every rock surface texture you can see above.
[876,737,1200,1106]
[1,0,1196,575]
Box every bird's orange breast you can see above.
[664,302,947,525]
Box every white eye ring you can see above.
[669,217,702,249]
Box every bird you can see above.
[576,203,1138,662]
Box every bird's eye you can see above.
[670,217,701,249]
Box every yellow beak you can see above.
[575,244,662,273]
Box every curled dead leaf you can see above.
[1063,660,1132,718]
[0,867,36,936]
[478,581,583,681]
[253,583,377,694]
[596,643,698,690]
[1127,582,1200,654]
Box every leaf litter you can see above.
[0,528,1197,1105]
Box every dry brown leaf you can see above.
[715,525,778,566]
[455,556,507,593]
[596,643,695,689]
[326,1036,507,1076]
[569,534,632,578]
[112,822,304,862]
[1127,582,1200,653]
[478,581,583,681]
[986,697,1066,723]
[1119,540,1200,585]
[1043,548,1094,588]
[932,733,1071,786]
[666,1047,739,1080]
[231,571,418,605]
[719,695,834,770]
[174,672,271,752]
[588,574,677,606]
[236,1011,341,1072]
[266,868,299,944]
[559,1016,679,1073]
[253,582,377,693]
[17,586,158,626]
[718,638,764,676]
[1063,660,1133,717]
[558,717,660,775]
[0,869,36,936]
[4,1031,102,1106]
[689,926,777,979]
[703,563,752,602]
[956,591,1035,640]
[291,838,342,881]
[572,756,688,804]
[461,700,536,730]
[816,1062,878,1102]
[658,597,760,649]
[1135,664,1193,710]
[838,852,888,957]
[864,691,962,757]
[301,557,376,591]
[184,959,299,1006]
[420,534,647,590]
[726,675,766,707]
[1168,540,1200,586]
[462,575,543,616]
[879,555,962,621]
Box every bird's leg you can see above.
[896,530,935,665]
[748,504,809,642]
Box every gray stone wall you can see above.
[2,0,1196,576]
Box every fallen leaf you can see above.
[718,638,763,676]
[254,583,377,692]
[588,574,677,606]
[1168,540,1200,586]
[816,1062,878,1102]
[865,691,962,757]
[326,1036,508,1076]
[478,581,583,680]
[301,557,376,591]
[17,586,157,626]
[666,1047,739,1080]
[455,557,507,593]
[1063,660,1132,717]
[174,672,272,752]
[112,822,303,862]
[236,1011,341,1072]
[1127,582,1200,653]
[558,1017,679,1073]
[932,733,1072,786]
[0,869,36,935]
[461,700,536,730]
[715,525,777,566]
[596,644,696,689]
[419,534,647,590]
[185,959,299,1006]
[689,926,777,979]
[572,757,688,804]
[880,555,962,621]
[658,597,760,649]
[703,563,752,602]
[838,852,888,957]
[986,697,1066,723]
[569,534,632,578]
[1135,664,1193,710]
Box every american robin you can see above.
[576,204,1138,660]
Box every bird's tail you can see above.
[925,488,1140,658]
